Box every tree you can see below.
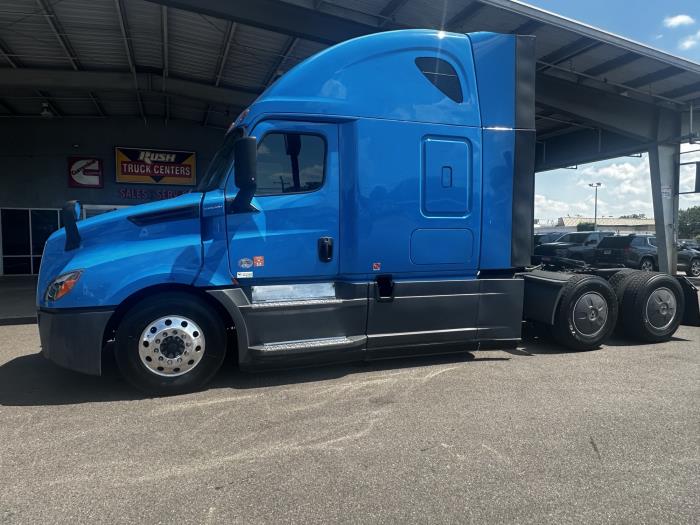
[678,206,700,239]
[619,213,647,219]
[577,222,595,232]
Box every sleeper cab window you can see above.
[415,57,463,103]
[255,132,326,196]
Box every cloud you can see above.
[679,30,700,50]
[664,14,695,28]
[534,194,573,217]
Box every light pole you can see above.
[588,182,602,231]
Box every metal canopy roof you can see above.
[1,0,699,165]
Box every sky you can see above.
[522,0,700,221]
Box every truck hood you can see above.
[38,193,203,306]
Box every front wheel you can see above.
[551,275,618,351]
[115,292,227,395]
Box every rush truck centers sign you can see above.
[115,147,196,185]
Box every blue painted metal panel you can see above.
[225,120,340,283]
[410,229,474,265]
[245,30,481,129]
[342,118,482,279]
[37,192,204,308]
[422,137,471,215]
[468,32,516,129]
[480,129,515,269]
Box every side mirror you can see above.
[229,137,258,214]
[234,137,257,191]
[61,200,82,251]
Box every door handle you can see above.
[318,237,333,262]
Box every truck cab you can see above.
[36,29,693,395]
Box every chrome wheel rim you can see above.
[645,287,677,330]
[691,260,700,277]
[641,260,653,271]
[572,292,608,337]
[139,316,205,377]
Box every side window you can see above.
[255,132,326,196]
[415,57,463,103]
[648,237,657,247]
[631,237,643,247]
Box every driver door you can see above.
[224,120,367,359]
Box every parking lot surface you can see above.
[0,323,698,524]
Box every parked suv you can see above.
[595,234,700,276]
[533,232,563,247]
[533,230,615,263]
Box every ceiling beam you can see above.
[477,0,700,75]
[0,68,259,108]
[660,81,700,100]
[583,52,639,77]
[512,19,543,34]
[0,99,17,115]
[35,0,105,117]
[0,37,19,68]
[623,66,684,89]
[446,2,484,31]
[203,21,237,126]
[144,0,404,45]
[537,37,600,72]
[378,0,409,27]
[536,73,664,141]
[535,127,646,172]
[161,5,169,122]
[114,0,146,123]
[36,0,79,70]
[264,35,297,88]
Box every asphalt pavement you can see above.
[0,323,698,524]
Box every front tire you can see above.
[551,275,618,351]
[620,272,684,343]
[115,292,227,395]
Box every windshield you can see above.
[557,232,590,243]
[195,127,243,192]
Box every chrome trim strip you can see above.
[369,327,478,338]
[251,282,335,303]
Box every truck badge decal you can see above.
[238,258,253,269]
[254,256,265,267]
[372,262,381,271]
[236,271,253,279]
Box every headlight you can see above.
[45,270,83,302]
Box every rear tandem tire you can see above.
[551,275,618,351]
[620,272,684,343]
[608,268,637,301]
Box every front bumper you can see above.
[38,307,114,375]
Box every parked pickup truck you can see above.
[37,30,700,395]
[595,234,700,277]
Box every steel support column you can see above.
[648,110,681,274]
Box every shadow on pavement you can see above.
[0,350,509,407]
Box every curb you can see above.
[0,316,37,326]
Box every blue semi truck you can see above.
[37,30,699,394]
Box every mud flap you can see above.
[677,277,700,326]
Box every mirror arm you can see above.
[227,188,259,214]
